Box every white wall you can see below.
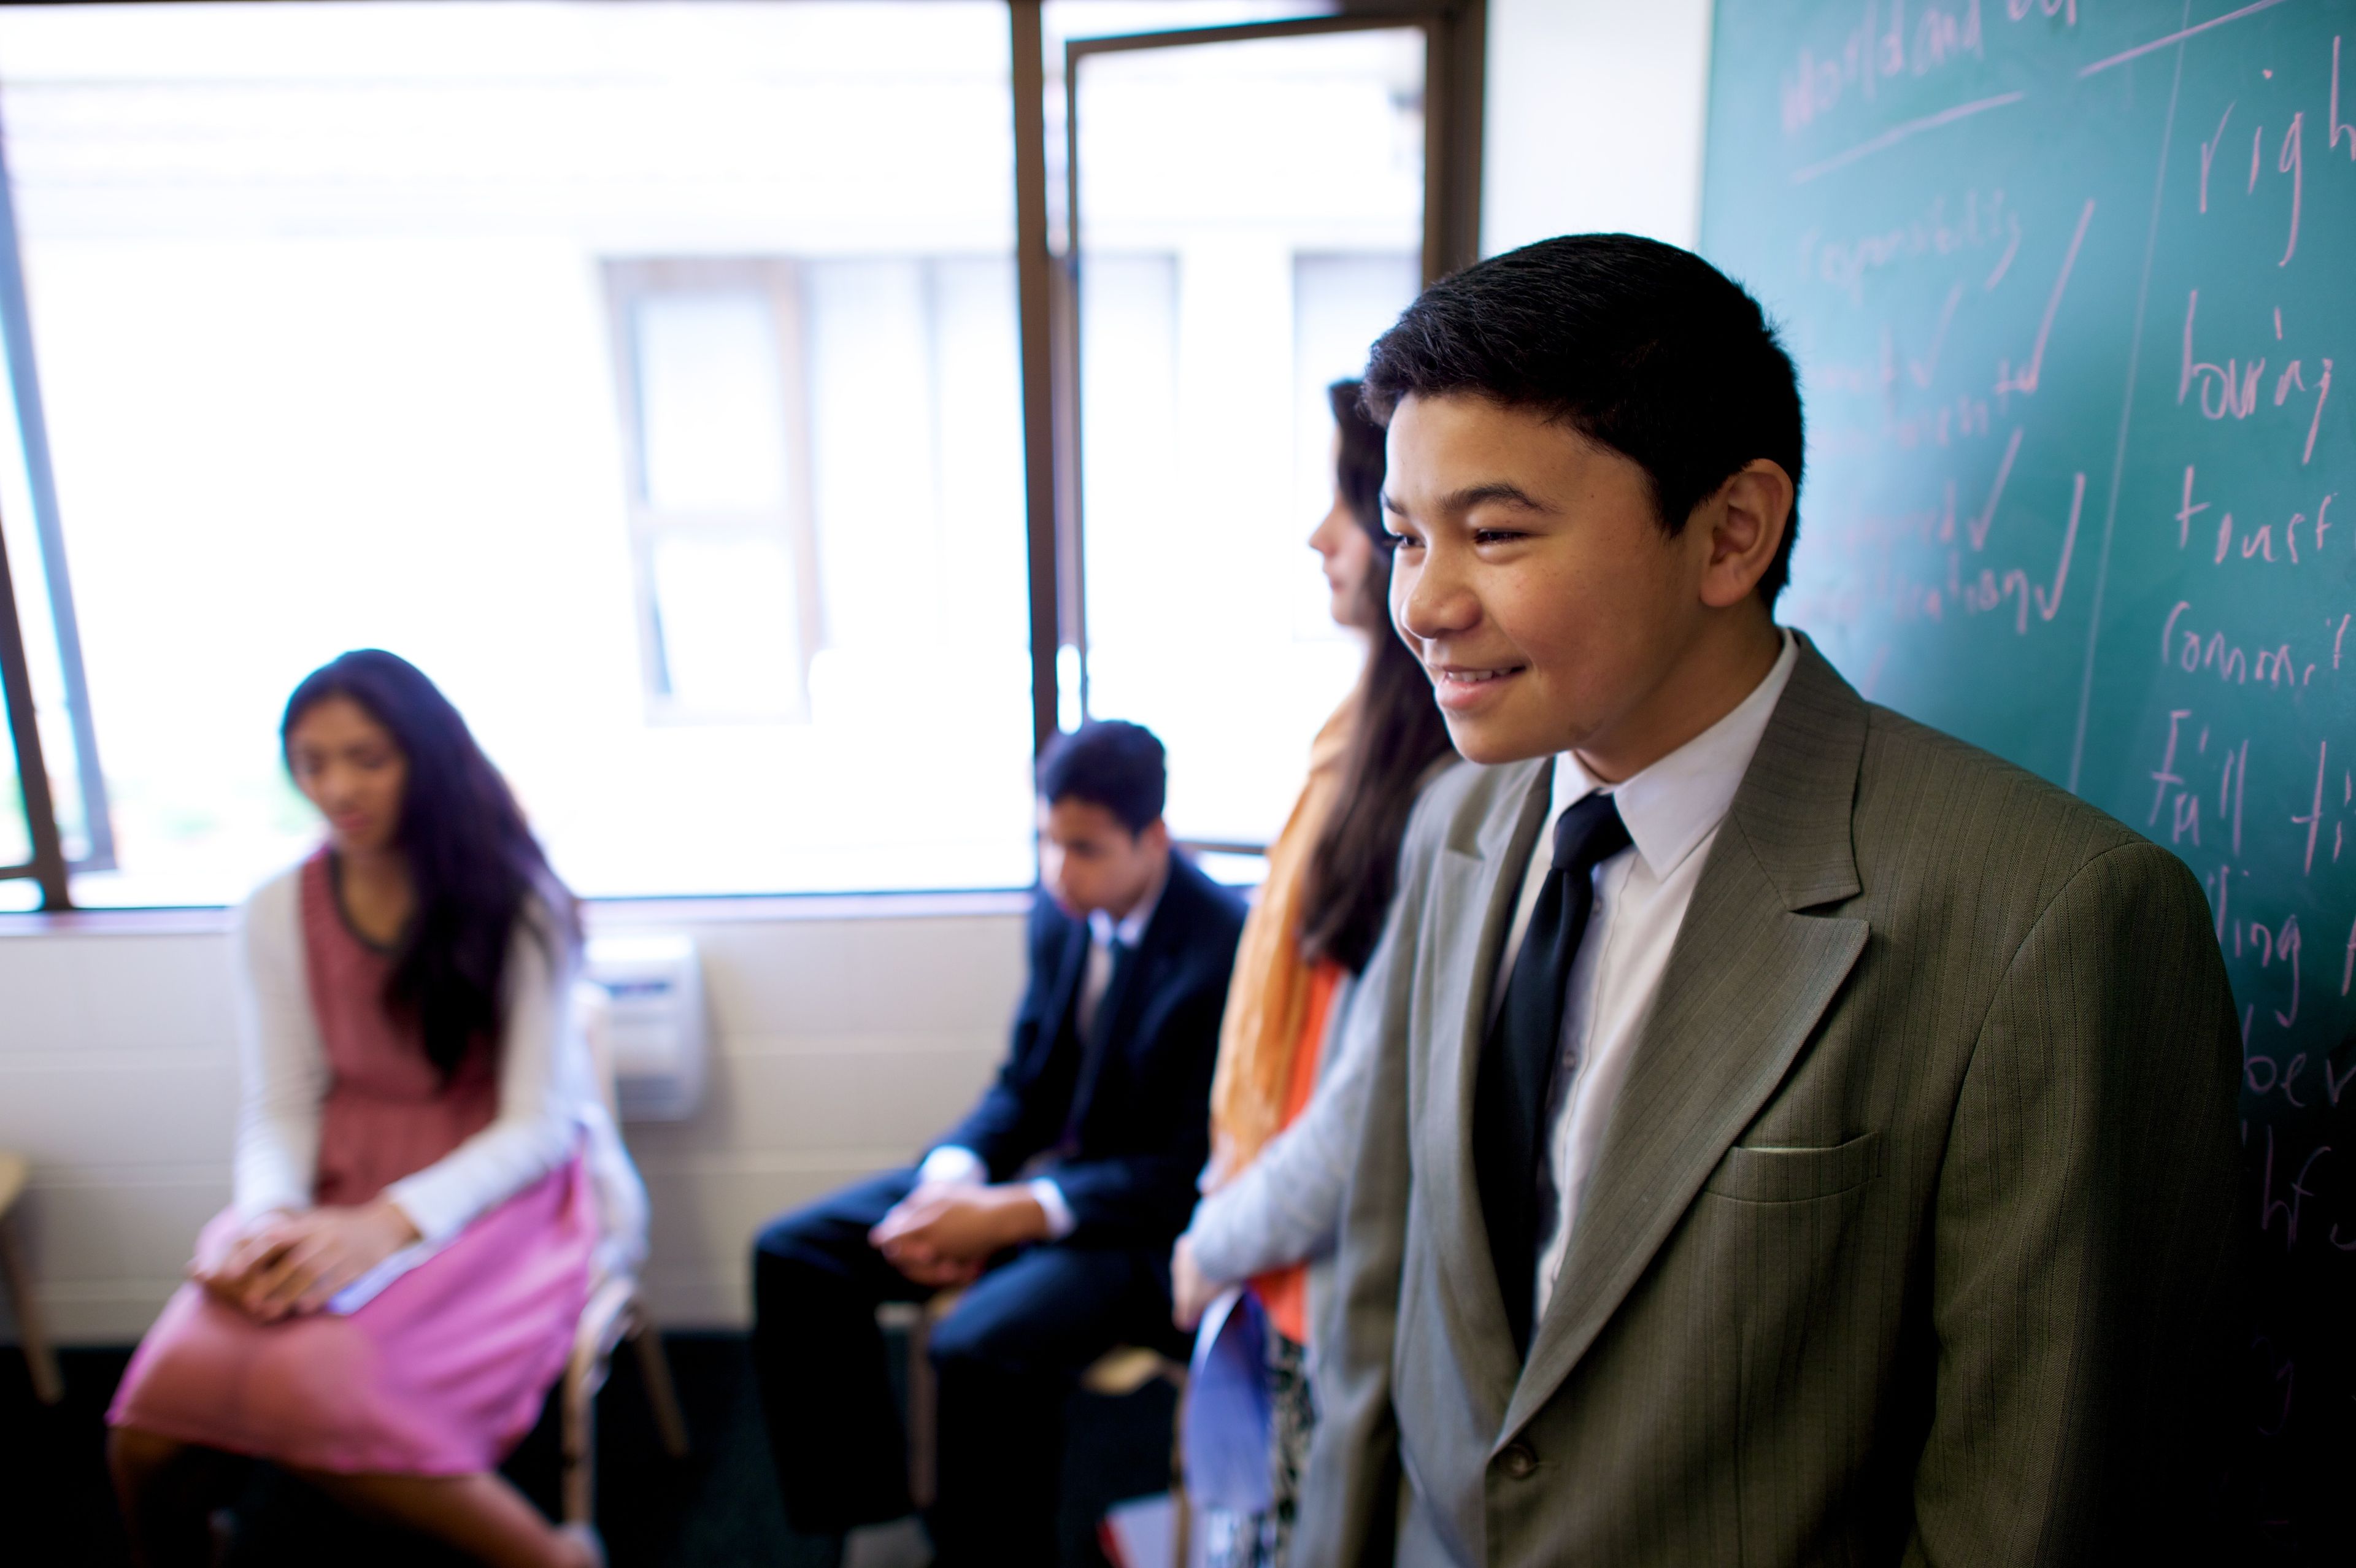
[0,902,1025,1343]
[1480,0,1716,256]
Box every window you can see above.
[0,1,1036,905]
[609,262,818,723]
[1066,25,1431,845]
[0,0,1482,910]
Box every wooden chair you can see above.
[886,1292,1190,1562]
[0,1151,64,1404]
[1078,1343,1191,1568]
[558,986,690,1526]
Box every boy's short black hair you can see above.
[1363,233,1805,604]
[1036,720,1166,836]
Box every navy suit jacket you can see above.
[937,850,1246,1248]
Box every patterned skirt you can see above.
[1199,1330,1314,1568]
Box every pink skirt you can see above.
[107,1156,595,1475]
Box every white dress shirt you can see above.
[1495,630,1798,1327]
[920,865,1168,1240]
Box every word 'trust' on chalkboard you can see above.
[1702,0,2354,1555]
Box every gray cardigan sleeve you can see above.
[1182,970,1374,1285]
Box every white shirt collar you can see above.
[1088,855,1168,950]
[1552,629,1800,878]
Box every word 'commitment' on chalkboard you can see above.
[1703,1,2353,1557]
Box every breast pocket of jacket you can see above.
[1703,1131,1882,1204]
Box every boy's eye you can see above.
[1380,532,1419,552]
[1472,528,1523,545]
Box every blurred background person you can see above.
[106,650,629,1568]
[751,720,1245,1567]
[1171,380,1457,1568]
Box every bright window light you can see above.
[635,293,793,515]
[1071,26,1425,844]
[0,1,1036,903]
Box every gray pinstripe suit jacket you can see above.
[1297,636,2242,1567]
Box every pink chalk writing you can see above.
[2278,112,2303,265]
[1993,198,2094,402]
[1792,92,2027,185]
[2033,472,2085,620]
[2157,604,2316,693]
[2258,1126,2327,1249]
[2151,707,2193,826]
[1801,189,2019,305]
[2177,466,2208,548]
[1910,282,1968,388]
[2334,35,2352,160]
[2200,102,2235,212]
[2078,0,2295,80]
[2293,742,2330,875]
[2177,292,2333,460]
[1782,1,1998,137]
[1969,425,2023,548]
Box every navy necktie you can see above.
[1473,790,1631,1356]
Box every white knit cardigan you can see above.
[229,864,645,1293]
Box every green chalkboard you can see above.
[1701,0,2354,1553]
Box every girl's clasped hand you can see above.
[189,1201,420,1321]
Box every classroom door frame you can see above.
[1007,0,1487,777]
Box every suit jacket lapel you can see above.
[1425,758,1554,1424]
[1502,639,1873,1440]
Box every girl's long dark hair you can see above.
[282,650,581,1080]
[1297,380,1457,974]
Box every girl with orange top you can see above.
[1172,381,1457,1568]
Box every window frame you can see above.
[1036,0,1485,848]
[0,0,1483,913]
[601,256,825,727]
[0,489,67,907]
[0,107,115,911]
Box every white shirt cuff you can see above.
[918,1145,988,1187]
[382,1174,466,1248]
[1028,1178,1077,1240]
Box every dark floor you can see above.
[0,1333,1178,1567]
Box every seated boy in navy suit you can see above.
[752,720,1247,1564]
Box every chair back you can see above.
[572,980,650,1285]
[0,1152,27,1217]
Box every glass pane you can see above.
[649,534,802,716]
[1042,2,1341,247]
[635,291,791,513]
[1078,254,1180,680]
[0,294,94,864]
[0,1,1035,903]
[1073,27,1425,844]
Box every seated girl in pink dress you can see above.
[109,649,610,1568]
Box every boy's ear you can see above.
[1696,459,1794,609]
[1139,818,1172,855]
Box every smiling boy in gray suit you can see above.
[1298,236,2241,1567]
